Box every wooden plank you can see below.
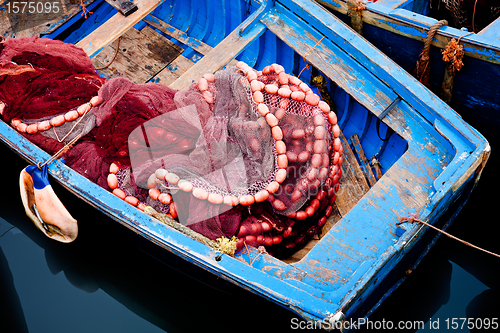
[169,22,266,90]
[148,15,240,85]
[351,133,377,187]
[92,26,182,83]
[334,130,370,216]
[153,55,194,85]
[76,0,163,57]
[144,16,213,55]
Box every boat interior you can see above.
[37,0,412,262]
[7,0,458,265]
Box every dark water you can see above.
[1,142,499,333]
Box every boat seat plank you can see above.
[168,23,266,90]
[76,0,163,57]
[144,16,213,56]
[351,133,377,187]
[92,26,183,83]
[335,130,370,216]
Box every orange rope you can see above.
[95,37,121,71]
[442,38,464,72]
[398,215,500,258]
[472,0,479,33]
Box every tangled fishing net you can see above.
[0,37,342,257]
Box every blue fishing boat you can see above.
[0,0,490,329]
[316,0,500,147]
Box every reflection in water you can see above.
[0,242,29,333]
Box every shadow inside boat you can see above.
[0,144,299,332]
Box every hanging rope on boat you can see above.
[397,214,500,258]
[347,0,366,35]
[440,32,472,104]
[413,20,448,87]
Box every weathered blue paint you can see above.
[0,0,490,328]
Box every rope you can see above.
[80,0,93,19]
[440,36,466,103]
[472,0,479,33]
[414,20,448,86]
[95,37,121,71]
[297,36,326,79]
[397,215,500,258]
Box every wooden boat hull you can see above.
[317,0,500,148]
[0,0,490,327]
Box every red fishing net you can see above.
[0,37,343,257]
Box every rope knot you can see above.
[442,38,464,72]
[347,0,366,14]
